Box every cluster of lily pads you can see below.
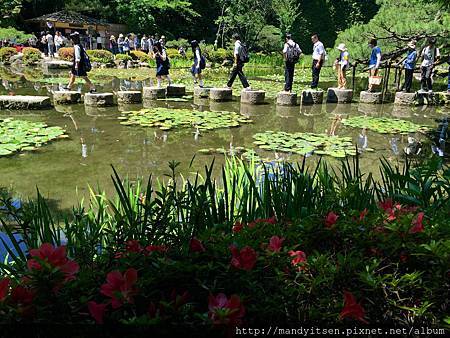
[119,107,252,131]
[342,116,429,134]
[253,131,356,158]
[0,118,67,156]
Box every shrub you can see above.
[86,49,114,64]
[202,46,232,63]
[165,38,189,49]
[0,47,18,63]
[130,50,151,63]
[166,48,184,59]
[115,53,132,62]
[22,47,42,65]
[58,47,74,61]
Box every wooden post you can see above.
[352,62,357,92]
[397,68,403,91]
[382,61,392,102]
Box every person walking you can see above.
[109,35,118,55]
[190,40,205,87]
[226,33,250,90]
[117,34,124,54]
[420,37,440,93]
[367,39,382,92]
[159,35,166,48]
[128,34,135,51]
[334,43,349,89]
[65,32,96,93]
[123,34,131,55]
[152,41,172,88]
[54,31,63,54]
[282,33,302,93]
[46,31,55,58]
[399,40,417,93]
[310,33,325,89]
[141,35,149,54]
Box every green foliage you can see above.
[0,47,18,63]
[86,49,114,64]
[114,53,132,62]
[272,0,301,35]
[21,47,42,65]
[0,0,22,26]
[253,25,282,53]
[130,50,151,63]
[0,27,32,44]
[165,38,189,49]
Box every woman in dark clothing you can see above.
[190,40,205,87]
[152,41,172,87]
[66,32,96,92]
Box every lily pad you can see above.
[342,116,429,134]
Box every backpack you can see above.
[200,55,206,69]
[239,43,250,63]
[286,42,300,63]
[80,45,92,72]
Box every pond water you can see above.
[0,65,448,211]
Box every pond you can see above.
[0,65,448,210]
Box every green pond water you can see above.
[0,66,448,211]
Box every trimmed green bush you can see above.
[0,47,18,63]
[130,50,151,63]
[22,47,42,65]
[115,53,132,62]
[86,49,114,64]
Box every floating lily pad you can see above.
[0,118,67,157]
[342,116,429,134]
[253,131,356,158]
[119,107,252,131]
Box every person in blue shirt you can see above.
[399,41,417,93]
[368,39,382,92]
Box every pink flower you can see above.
[268,236,284,253]
[88,301,108,324]
[100,268,138,309]
[325,212,339,228]
[340,291,368,324]
[189,237,206,253]
[288,250,307,270]
[409,212,425,234]
[0,278,10,301]
[125,240,142,253]
[27,243,79,283]
[230,245,257,271]
[378,199,393,212]
[232,222,244,233]
[208,293,245,326]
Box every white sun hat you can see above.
[337,43,347,51]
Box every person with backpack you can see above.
[420,37,440,93]
[367,39,382,92]
[190,40,205,87]
[65,32,96,93]
[282,33,302,93]
[226,33,251,90]
[334,43,349,89]
[152,41,172,88]
[398,40,417,93]
[310,33,326,89]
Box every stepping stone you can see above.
[394,92,416,106]
[210,88,232,102]
[240,89,266,105]
[417,91,439,106]
[53,91,81,105]
[117,91,142,104]
[359,91,383,104]
[277,92,298,106]
[194,87,211,98]
[43,60,72,69]
[326,88,353,103]
[0,95,51,110]
[301,90,324,105]
[143,87,166,100]
[84,93,115,107]
[166,84,186,97]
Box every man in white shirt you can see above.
[310,33,325,89]
[46,31,54,58]
[226,33,250,89]
[420,37,440,93]
[282,33,302,92]
[54,31,63,53]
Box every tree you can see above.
[0,0,23,26]
[272,0,301,36]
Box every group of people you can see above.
[108,34,165,55]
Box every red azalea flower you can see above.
[100,268,138,309]
[145,245,167,253]
[11,286,34,306]
[0,278,10,301]
[88,301,108,324]
[324,212,339,228]
[359,209,368,221]
[232,222,244,233]
[340,291,368,324]
[27,243,79,282]
[378,199,393,212]
[409,212,425,234]
[288,250,307,270]
[125,240,142,253]
[268,236,284,253]
[170,289,190,310]
[248,216,277,228]
[230,245,257,271]
[399,253,409,262]
[208,293,245,326]
[189,237,206,253]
